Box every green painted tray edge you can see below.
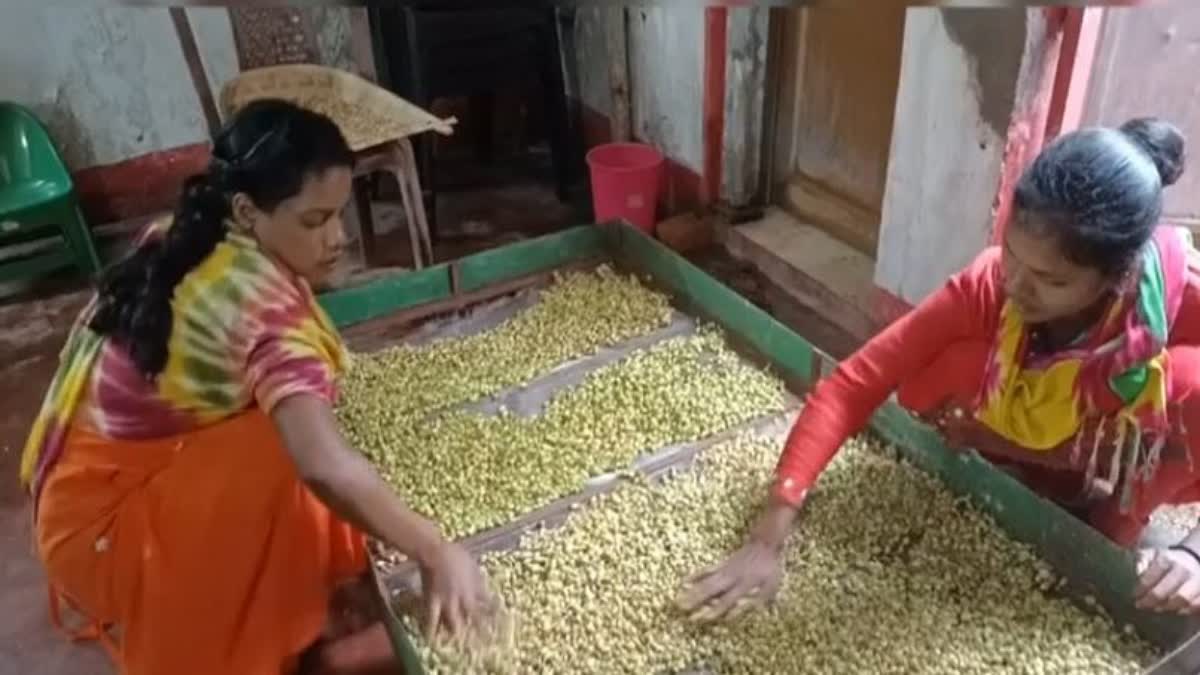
[317,223,1192,671]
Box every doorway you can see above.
[769,7,907,258]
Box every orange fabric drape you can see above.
[34,408,367,675]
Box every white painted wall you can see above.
[0,8,237,171]
[190,8,241,108]
[573,7,705,173]
[574,8,612,118]
[0,7,365,175]
[722,8,769,207]
[628,8,704,173]
[874,9,1012,304]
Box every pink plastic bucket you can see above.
[585,143,665,233]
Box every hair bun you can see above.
[1120,117,1186,187]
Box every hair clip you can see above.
[234,123,286,168]
[209,155,236,172]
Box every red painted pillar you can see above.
[991,8,1068,246]
[702,7,728,207]
[1044,8,1104,140]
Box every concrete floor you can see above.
[0,291,112,675]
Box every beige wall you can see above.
[1082,6,1200,226]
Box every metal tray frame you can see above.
[317,222,1199,674]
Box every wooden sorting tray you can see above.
[315,223,1200,674]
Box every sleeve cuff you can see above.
[256,380,335,415]
[770,474,809,508]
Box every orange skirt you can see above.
[34,408,367,675]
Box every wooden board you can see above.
[777,175,882,257]
[228,8,320,71]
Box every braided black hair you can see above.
[90,99,353,378]
[1012,117,1186,278]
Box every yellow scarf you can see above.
[974,227,1191,508]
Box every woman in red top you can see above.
[680,117,1200,620]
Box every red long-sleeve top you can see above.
[770,244,1200,507]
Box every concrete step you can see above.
[724,207,879,343]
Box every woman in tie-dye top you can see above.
[21,100,494,675]
[679,119,1200,624]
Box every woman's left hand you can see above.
[1134,547,1200,614]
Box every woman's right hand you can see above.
[419,540,496,640]
[272,397,501,641]
[676,539,785,623]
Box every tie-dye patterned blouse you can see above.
[20,219,349,501]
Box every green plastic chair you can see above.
[0,102,101,285]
